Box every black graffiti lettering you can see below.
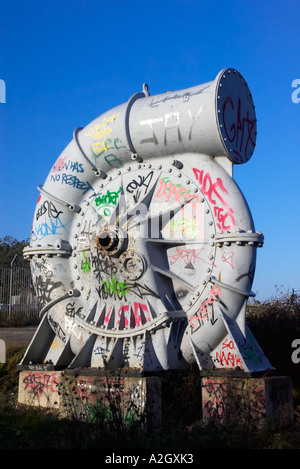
[65,301,83,318]
[23,372,59,397]
[96,283,128,301]
[33,258,53,278]
[34,275,62,309]
[123,342,130,367]
[48,314,66,343]
[191,303,219,334]
[126,281,160,299]
[126,171,154,203]
[36,200,63,221]
[202,378,266,424]
[222,97,256,161]
[91,250,117,282]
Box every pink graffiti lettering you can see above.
[192,168,236,232]
[168,246,214,267]
[156,178,199,212]
[52,156,66,172]
[222,250,234,269]
[76,378,98,402]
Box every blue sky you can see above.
[0,0,299,301]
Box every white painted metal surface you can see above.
[21,68,272,373]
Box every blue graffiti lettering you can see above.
[32,216,67,241]
[61,173,94,194]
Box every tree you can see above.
[0,236,30,267]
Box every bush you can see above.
[247,291,300,392]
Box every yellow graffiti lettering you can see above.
[84,113,120,137]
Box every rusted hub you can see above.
[96,226,127,256]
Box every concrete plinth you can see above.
[18,368,62,409]
[201,374,294,428]
[18,367,294,430]
[18,368,162,428]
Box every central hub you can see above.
[97,230,118,251]
[96,226,127,256]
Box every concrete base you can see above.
[18,368,162,428]
[201,375,294,428]
[18,367,294,430]
[18,368,62,410]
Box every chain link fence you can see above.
[0,266,40,324]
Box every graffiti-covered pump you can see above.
[22,68,272,373]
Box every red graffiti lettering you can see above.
[105,303,152,329]
[215,339,243,369]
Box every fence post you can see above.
[9,254,17,319]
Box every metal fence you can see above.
[0,266,40,323]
